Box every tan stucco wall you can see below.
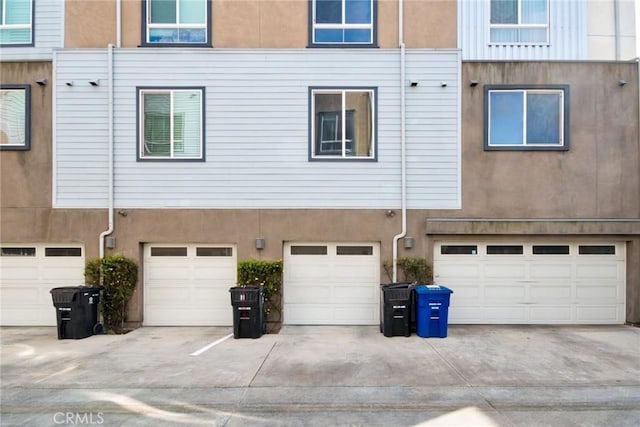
[0,62,53,209]
[64,0,455,48]
[458,61,640,219]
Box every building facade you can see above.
[1,0,638,327]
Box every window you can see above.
[0,85,30,150]
[138,88,204,161]
[310,88,376,160]
[579,245,616,255]
[0,0,33,45]
[490,0,548,44]
[45,247,82,257]
[310,0,376,46]
[143,0,210,46]
[336,246,373,255]
[485,85,569,151]
[150,247,188,256]
[441,245,478,255]
[291,245,328,255]
[486,245,523,255]
[532,245,570,255]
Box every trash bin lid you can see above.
[414,285,453,294]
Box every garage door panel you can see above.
[576,264,620,280]
[484,264,526,279]
[144,244,236,326]
[284,242,379,325]
[530,306,573,322]
[1,266,40,280]
[530,284,572,300]
[435,240,625,325]
[530,264,572,279]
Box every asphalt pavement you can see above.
[1,325,639,426]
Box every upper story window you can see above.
[490,0,548,44]
[142,0,211,46]
[310,0,376,46]
[485,85,569,151]
[310,88,376,160]
[137,88,205,161]
[0,0,33,46]
[0,85,31,150]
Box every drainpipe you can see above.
[392,0,407,282]
[99,44,115,258]
[614,0,621,60]
[116,0,122,47]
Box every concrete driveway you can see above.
[1,325,639,426]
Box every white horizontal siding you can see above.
[459,0,588,60]
[0,0,63,61]
[54,48,460,210]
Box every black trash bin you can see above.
[50,286,103,340]
[229,285,265,339]
[379,283,414,337]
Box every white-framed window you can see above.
[143,0,210,46]
[489,0,548,44]
[310,88,376,160]
[0,85,30,150]
[137,87,204,161]
[0,0,33,45]
[310,0,376,46]
[485,85,569,151]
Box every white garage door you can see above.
[283,242,380,325]
[434,240,626,324]
[0,244,85,326]
[143,244,236,326]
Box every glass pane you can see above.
[345,0,371,24]
[522,0,547,24]
[316,0,342,24]
[45,248,82,257]
[491,0,517,24]
[344,28,371,43]
[315,28,343,43]
[490,28,519,43]
[315,93,342,155]
[533,245,570,255]
[291,246,328,255]
[346,91,373,157]
[143,93,171,156]
[0,89,26,146]
[579,245,616,255]
[151,247,188,256]
[172,91,201,158]
[1,247,35,256]
[487,245,523,255]
[176,27,206,43]
[526,93,561,144]
[337,246,373,255]
[150,0,177,24]
[519,27,548,43]
[179,0,206,24]
[489,91,524,145]
[148,28,178,43]
[5,0,31,24]
[441,245,478,255]
[196,247,233,257]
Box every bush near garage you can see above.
[383,256,433,284]
[85,254,138,334]
[237,259,283,333]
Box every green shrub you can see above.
[383,256,433,284]
[85,254,138,333]
[237,259,283,330]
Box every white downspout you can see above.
[614,0,621,60]
[116,0,122,48]
[99,44,115,258]
[392,0,407,282]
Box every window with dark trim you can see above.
[142,0,211,47]
[485,85,569,151]
[309,87,377,160]
[0,0,33,46]
[487,245,523,255]
[0,85,30,150]
[45,247,82,257]
[137,87,205,161]
[440,245,478,255]
[309,0,377,47]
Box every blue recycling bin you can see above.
[414,285,453,338]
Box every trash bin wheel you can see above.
[93,323,104,335]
